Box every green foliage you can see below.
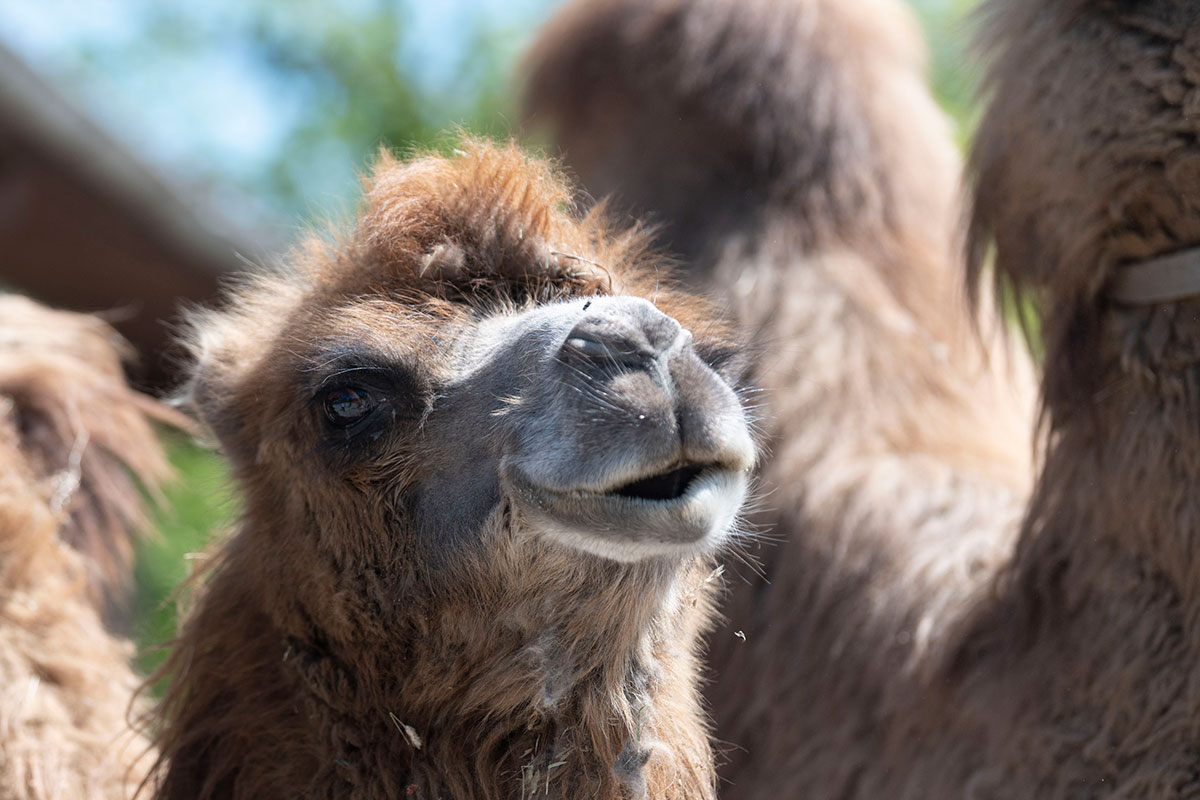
[229,3,521,219]
[909,0,985,142]
[133,435,237,682]
[36,0,552,228]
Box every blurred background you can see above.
[0,0,981,679]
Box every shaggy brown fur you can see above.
[0,295,173,798]
[0,296,175,620]
[149,140,756,800]
[524,0,1040,796]
[952,1,1200,795]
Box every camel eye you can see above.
[323,387,377,427]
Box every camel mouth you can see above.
[609,463,710,502]
[502,461,749,562]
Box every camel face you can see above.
[185,144,756,574]
[280,290,753,565]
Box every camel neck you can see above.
[153,504,720,800]
[275,554,719,800]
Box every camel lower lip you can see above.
[502,464,748,562]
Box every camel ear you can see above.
[177,310,258,470]
[178,274,304,469]
[179,365,252,469]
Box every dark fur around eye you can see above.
[306,359,424,461]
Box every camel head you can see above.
[183,139,755,620]
[164,141,756,798]
[970,0,1200,410]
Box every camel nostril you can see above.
[562,300,685,369]
[565,335,618,361]
[562,321,654,368]
[563,335,650,368]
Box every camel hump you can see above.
[521,0,959,277]
[523,0,925,159]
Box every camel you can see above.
[523,0,1038,795]
[945,0,1200,794]
[0,295,174,799]
[529,0,1200,795]
[148,140,757,800]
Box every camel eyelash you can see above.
[305,353,421,403]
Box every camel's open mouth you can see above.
[503,459,749,563]
[610,463,709,502]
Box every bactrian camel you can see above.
[0,295,175,799]
[148,140,758,800]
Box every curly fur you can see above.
[0,295,175,799]
[524,0,1041,796]
[148,140,749,800]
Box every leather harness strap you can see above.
[1110,246,1200,305]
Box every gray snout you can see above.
[499,294,754,561]
[669,344,755,473]
[543,294,753,484]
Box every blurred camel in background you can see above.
[524,0,1037,796]
[0,295,178,799]
[529,0,1200,795]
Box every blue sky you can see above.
[0,0,557,233]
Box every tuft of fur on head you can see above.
[0,294,183,621]
[349,139,711,309]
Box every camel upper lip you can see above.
[504,459,743,509]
